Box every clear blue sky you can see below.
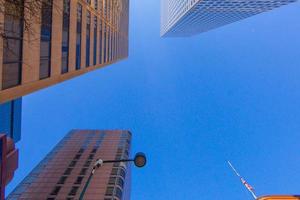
[7,0,300,199]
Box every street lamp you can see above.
[79,152,146,200]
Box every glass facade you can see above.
[2,0,23,90]
[76,4,82,70]
[61,0,70,74]
[40,0,53,79]
[0,98,22,143]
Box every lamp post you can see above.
[79,152,146,200]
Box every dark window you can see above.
[50,186,61,195]
[76,3,82,70]
[116,177,124,188]
[119,168,126,179]
[94,0,98,10]
[61,0,70,74]
[57,176,67,184]
[108,177,116,185]
[86,11,91,67]
[93,16,97,65]
[40,0,53,79]
[91,148,97,153]
[88,154,94,160]
[84,160,91,167]
[69,160,77,167]
[111,168,118,176]
[64,168,73,175]
[103,24,107,63]
[80,168,88,175]
[2,1,24,89]
[78,148,84,153]
[105,187,114,196]
[115,187,123,199]
[68,186,79,196]
[99,20,103,64]
[74,176,84,184]
[74,153,81,160]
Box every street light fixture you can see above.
[79,152,146,200]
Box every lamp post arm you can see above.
[103,159,134,163]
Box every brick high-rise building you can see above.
[161,0,297,37]
[0,0,129,103]
[7,130,132,200]
[0,134,19,200]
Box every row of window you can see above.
[2,0,127,90]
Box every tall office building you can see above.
[0,98,22,143]
[7,130,132,200]
[0,0,129,103]
[0,134,19,200]
[161,0,297,37]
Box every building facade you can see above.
[161,0,297,37]
[0,0,129,103]
[7,130,132,200]
[0,98,22,143]
[0,134,19,200]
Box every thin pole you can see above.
[79,168,95,200]
[227,161,257,200]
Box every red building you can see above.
[7,130,131,200]
[0,134,19,200]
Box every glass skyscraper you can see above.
[161,0,298,37]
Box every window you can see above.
[68,186,79,196]
[50,186,61,195]
[115,187,123,199]
[74,176,84,184]
[105,187,114,196]
[84,160,91,167]
[88,154,94,160]
[99,20,103,64]
[103,24,107,63]
[93,16,97,65]
[40,0,53,79]
[61,0,70,74]
[74,153,81,160]
[2,1,23,89]
[94,0,98,10]
[57,176,67,184]
[86,11,91,67]
[64,168,73,175]
[76,4,82,70]
[80,168,88,175]
[69,160,77,167]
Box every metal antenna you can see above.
[228,161,257,199]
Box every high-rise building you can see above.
[161,0,297,37]
[0,134,19,200]
[7,130,132,200]
[0,0,129,103]
[0,98,22,143]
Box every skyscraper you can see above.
[161,0,297,37]
[0,0,129,103]
[0,134,19,200]
[7,130,132,200]
[0,98,22,143]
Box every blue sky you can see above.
[7,0,300,199]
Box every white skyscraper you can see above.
[161,0,298,37]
